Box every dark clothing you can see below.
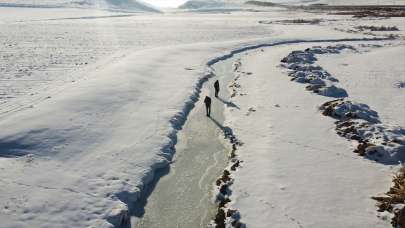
[204,96,211,117]
[214,80,220,98]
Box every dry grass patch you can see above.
[373,167,405,227]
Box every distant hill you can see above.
[180,0,405,10]
[178,0,307,9]
[0,0,160,12]
[178,0,234,9]
[244,1,280,7]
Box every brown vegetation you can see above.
[373,167,405,227]
[300,4,405,18]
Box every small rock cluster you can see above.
[320,99,380,123]
[229,60,243,98]
[259,19,322,25]
[320,99,404,163]
[211,126,244,228]
[355,25,400,32]
[280,45,354,98]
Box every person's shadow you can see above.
[216,96,240,110]
[208,116,234,138]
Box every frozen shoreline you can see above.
[135,55,234,228]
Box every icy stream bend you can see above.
[126,37,393,228]
[133,59,235,228]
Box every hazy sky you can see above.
[143,0,188,8]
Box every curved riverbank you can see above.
[134,58,236,228]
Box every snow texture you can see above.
[2,8,359,227]
[1,3,405,228]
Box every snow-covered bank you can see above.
[135,58,232,228]
[220,42,403,227]
[0,41,239,227]
[280,43,405,164]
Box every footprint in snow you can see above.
[246,107,257,116]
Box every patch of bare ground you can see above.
[373,167,405,227]
[334,26,400,39]
[259,18,322,25]
[337,9,405,18]
[355,25,400,31]
[299,5,405,18]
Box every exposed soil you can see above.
[301,5,405,18]
[373,167,405,227]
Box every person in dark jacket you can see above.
[204,96,212,117]
[214,80,220,98]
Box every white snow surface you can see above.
[218,14,405,227]
[1,4,405,228]
[318,45,405,127]
[224,43,396,228]
[0,8,367,227]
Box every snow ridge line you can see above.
[108,37,392,227]
[206,37,392,67]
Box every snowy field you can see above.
[224,42,403,228]
[0,1,405,228]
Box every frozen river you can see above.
[135,57,235,228]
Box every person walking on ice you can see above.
[204,96,212,117]
[214,80,220,98]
